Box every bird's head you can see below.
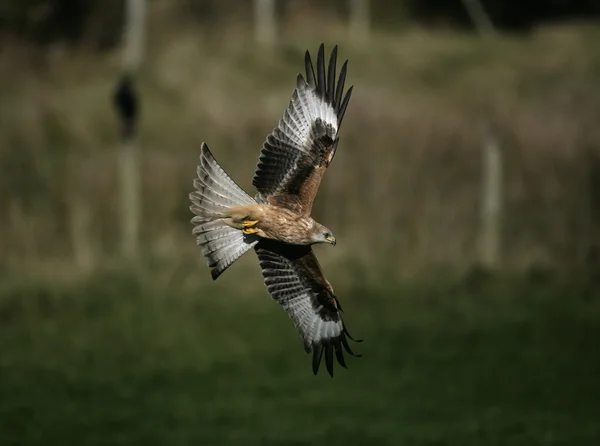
[311,222,336,246]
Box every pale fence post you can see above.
[114,0,145,261]
[463,0,501,267]
[480,124,503,268]
[349,0,370,43]
[460,0,498,37]
[254,0,276,46]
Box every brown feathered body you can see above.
[223,204,323,245]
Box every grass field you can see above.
[1,270,599,445]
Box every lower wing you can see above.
[254,239,362,377]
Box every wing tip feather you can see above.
[316,43,326,97]
[210,268,221,280]
[310,325,362,377]
[306,44,352,125]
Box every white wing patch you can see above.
[296,85,338,149]
[279,84,338,156]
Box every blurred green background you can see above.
[1,1,600,445]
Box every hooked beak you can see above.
[326,236,336,246]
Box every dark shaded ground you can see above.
[1,271,599,445]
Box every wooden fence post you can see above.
[460,0,498,37]
[463,0,501,267]
[480,124,503,268]
[113,0,145,261]
[254,0,276,46]
[349,0,370,43]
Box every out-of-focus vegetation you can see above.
[2,9,600,280]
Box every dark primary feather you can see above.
[326,46,336,103]
[305,50,316,88]
[334,61,347,111]
[254,239,362,377]
[316,44,326,98]
[252,43,353,215]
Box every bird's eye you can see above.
[324,232,331,238]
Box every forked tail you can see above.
[189,143,258,279]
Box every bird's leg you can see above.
[241,219,259,235]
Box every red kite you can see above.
[190,44,361,377]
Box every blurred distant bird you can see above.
[189,44,361,377]
[112,74,139,141]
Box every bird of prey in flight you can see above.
[189,44,361,377]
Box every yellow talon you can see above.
[242,227,259,235]
[242,220,259,228]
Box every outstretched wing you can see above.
[252,43,353,216]
[255,239,362,377]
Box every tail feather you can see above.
[190,143,258,280]
[193,176,241,208]
[199,149,254,204]
[207,233,250,277]
[190,194,227,216]
[190,187,230,214]
[192,221,233,241]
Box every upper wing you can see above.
[255,239,362,377]
[252,44,353,215]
